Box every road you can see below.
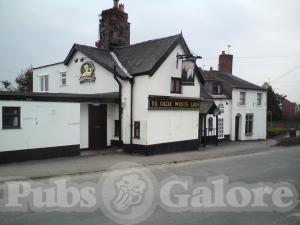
[0,146,300,225]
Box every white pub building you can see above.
[0,1,267,163]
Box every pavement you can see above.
[1,144,300,225]
[0,139,282,182]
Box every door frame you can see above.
[235,114,241,141]
[88,104,107,150]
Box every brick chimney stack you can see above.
[95,0,130,49]
[218,51,233,74]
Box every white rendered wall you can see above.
[33,63,66,92]
[80,103,89,149]
[131,44,201,145]
[206,99,232,139]
[0,101,80,152]
[231,89,267,141]
[33,51,118,94]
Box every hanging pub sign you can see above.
[148,96,201,110]
[181,59,195,85]
[79,61,96,83]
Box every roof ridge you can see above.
[114,33,181,50]
[205,70,265,90]
[74,43,110,52]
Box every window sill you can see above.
[133,137,141,140]
[245,133,253,136]
[2,127,21,130]
[59,85,68,87]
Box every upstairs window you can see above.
[171,77,182,94]
[212,82,222,95]
[40,75,49,92]
[257,93,262,106]
[2,107,21,129]
[239,92,246,105]
[60,72,67,86]
[245,114,254,135]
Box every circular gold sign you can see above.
[80,61,95,77]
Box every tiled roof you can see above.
[113,34,187,76]
[200,85,213,99]
[202,70,266,91]
[63,34,192,79]
[64,44,129,79]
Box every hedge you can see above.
[267,128,288,138]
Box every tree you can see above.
[15,67,33,92]
[0,80,15,91]
[267,85,282,121]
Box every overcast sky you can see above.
[0,0,299,102]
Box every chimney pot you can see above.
[113,0,119,8]
[210,66,213,71]
[222,51,225,55]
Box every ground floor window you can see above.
[115,120,120,137]
[245,114,254,135]
[134,121,140,139]
[208,117,213,131]
[218,118,224,139]
[2,107,21,129]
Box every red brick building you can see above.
[282,98,297,120]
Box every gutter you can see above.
[130,77,135,145]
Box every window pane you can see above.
[171,79,175,93]
[45,75,49,91]
[2,107,20,129]
[134,121,140,138]
[176,80,181,93]
[115,120,120,137]
[245,114,253,134]
[61,73,67,85]
[240,92,246,105]
[40,77,44,91]
[171,78,181,93]
[257,93,262,105]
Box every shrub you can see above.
[267,127,288,138]
[276,136,300,146]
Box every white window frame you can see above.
[245,113,254,135]
[60,72,67,86]
[239,92,246,106]
[218,118,224,139]
[257,93,262,106]
[40,75,49,92]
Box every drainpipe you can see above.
[113,66,123,145]
[130,77,135,145]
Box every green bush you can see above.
[267,127,288,138]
